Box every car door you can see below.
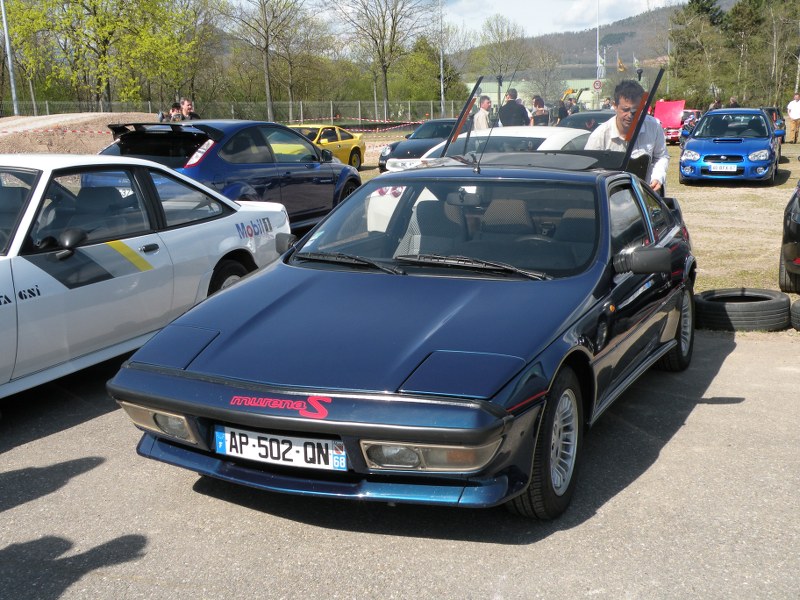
[144,167,239,311]
[11,168,174,379]
[259,125,336,223]
[215,126,281,204]
[592,178,673,412]
[316,127,347,163]
[0,258,16,385]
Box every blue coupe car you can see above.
[678,108,784,185]
[102,120,362,231]
[108,74,697,519]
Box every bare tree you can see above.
[527,43,565,106]
[474,15,529,105]
[333,0,434,117]
[219,0,305,121]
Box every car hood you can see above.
[133,262,596,399]
[389,138,445,158]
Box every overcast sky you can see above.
[443,0,681,38]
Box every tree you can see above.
[219,0,306,121]
[527,42,565,106]
[333,0,435,116]
[473,14,529,106]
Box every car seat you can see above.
[394,200,467,256]
[480,198,536,240]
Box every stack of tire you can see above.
[695,288,797,332]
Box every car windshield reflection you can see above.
[294,178,598,279]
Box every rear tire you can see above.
[778,253,800,293]
[507,367,583,520]
[348,150,362,170]
[338,180,359,205]
[209,260,248,294]
[657,285,695,371]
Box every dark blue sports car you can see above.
[102,120,361,230]
[379,118,459,172]
[109,75,697,519]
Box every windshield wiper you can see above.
[295,251,405,275]
[395,254,551,280]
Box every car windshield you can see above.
[694,114,769,138]
[0,168,37,251]
[293,127,320,141]
[293,177,598,279]
[410,121,454,139]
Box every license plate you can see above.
[710,163,737,172]
[214,425,347,471]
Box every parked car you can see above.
[101,120,361,231]
[288,124,366,170]
[378,118,459,172]
[779,179,800,293]
[384,126,592,172]
[109,73,696,520]
[0,154,290,400]
[679,108,784,185]
[664,108,701,144]
[555,109,614,131]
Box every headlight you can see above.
[681,150,700,161]
[386,158,421,171]
[749,149,769,161]
[380,146,392,156]
[360,439,501,472]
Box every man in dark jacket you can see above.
[498,88,529,126]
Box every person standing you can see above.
[556,100,568,124]
[498,88,529,126]
[708,97,722,111]
[473,95,492,130]
[180,97,201,120]
[531,96,549,126]
[585,79,669,196]
[786,92,800,144]
[728,97,740,108]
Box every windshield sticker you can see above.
[229,394,331,420]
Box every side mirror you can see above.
[613,246,671,275]
[404,133,411,139]
[320,149,333,163]
[55,227,88,260]
[774,129,785,138]
[275,232,297,254]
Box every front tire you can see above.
[779,253,800,293]
[508,367,583,520]
[209,260,248,294]
[338,180,359,205]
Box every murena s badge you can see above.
[229,395,331,419]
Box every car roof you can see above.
[704,108,765,116]
[0,153,181,171]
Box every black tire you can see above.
[507,367,583,520]
[348,150,362,170]
[209,260,248,294]
[338,180,359,204]
[791,300,800,331]
[778,253,800,293]
[657,285,695,371]
[695,288,790,332]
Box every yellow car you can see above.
[289,124,366,170]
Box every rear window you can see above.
[101,131,209,169]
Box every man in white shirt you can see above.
[474,95,492,130]
[786,92,800,144]
[585,80,669,195]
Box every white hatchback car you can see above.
[0,154,290,399]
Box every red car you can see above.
[665,109,701,144]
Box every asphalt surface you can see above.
[1,330,799,599]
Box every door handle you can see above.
[140,243,159,253]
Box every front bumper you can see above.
[679,159,775,181]
[110,365,543,508]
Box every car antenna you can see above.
[441,76,483,160]
[621,67,664,172]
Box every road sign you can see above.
[593,80,602,91]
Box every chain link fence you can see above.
[1,99,460,130]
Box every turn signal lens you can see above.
[360,440,501,472]
[118,402,199,444]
